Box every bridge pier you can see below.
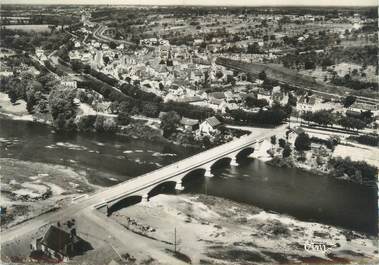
[204,167,213,178]
[175,181,184,193]
[230,157,239,166]
[141,194,149,204]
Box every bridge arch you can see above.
[210,157,232,170]
[147,181,177,199]
[236,147,255,160]
[181,168,206,186]
[107,195,142,216]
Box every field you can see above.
[300,63,378,84]
[2,24,51,33]
[216,57,379,102]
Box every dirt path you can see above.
[82,208,188,265]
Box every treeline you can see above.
[228,104,289,125]
[348,134,379,147]
[329,157,377,185]
[301,109,374,130]
[331,77,378,91]
[0,28,71,53]
[72,61,119,87]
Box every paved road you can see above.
[0,124,286,244]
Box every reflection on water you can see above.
[184,159,377,235]
[0,118,377,235]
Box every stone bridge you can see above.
[94,134,269,215]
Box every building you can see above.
[180,117,199,131]
[31,223,85,262]
[61,77,77,89]
[199,116,222,135]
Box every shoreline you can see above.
[108,193,378,265]
[1,111,376,188]
[0,157,102,230]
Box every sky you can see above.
[1,0,377,6]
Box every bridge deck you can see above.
[93,133,264,208]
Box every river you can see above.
[0,117,377,235]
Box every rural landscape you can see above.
[0,1,378,265]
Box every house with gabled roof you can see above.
[31,221,90,262]
[198,116,223,135]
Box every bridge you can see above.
[95,133,268,215]
[1,126,286,244]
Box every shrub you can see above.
[295,132,311,151]
[349,134,379,147]
[77,115,96,132]
[117,112,131,125]
[329,157,378,184]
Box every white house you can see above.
[198,116,222,135]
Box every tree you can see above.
[110,101,120,114]
[94,115,117,133]
[48,87,77,131]
[8,89,18,104]
[321,58,334,70]
[142,102,159,118]
[77,115,96,132]
[288,92,297,107]
[160,111,180,137]
[342,95,356,108]
[338,116,366,131]
[329,157,378,184]
[258,70,267,81]
[295,132,311,152]
[282,144,292,158]
[71,60,83,72]
[304,60,316,70]
[117,112,131,125]
[270,135,277,145]
[245,96,269,109]
[278,138,286,148]
[109,41,117,49]
[119,98,136,113]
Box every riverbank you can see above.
[109,193,378,265]
[0,158,100,230]
[265,127,379,186]
[0,92,32,121]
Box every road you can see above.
[93,23,135,46]
[0,124,286,244]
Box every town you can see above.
[0,3,378,265]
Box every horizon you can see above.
[0,0,377,7]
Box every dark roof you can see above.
[41,226,78,256]
[205,116,222,127]
[346,110,361,118]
